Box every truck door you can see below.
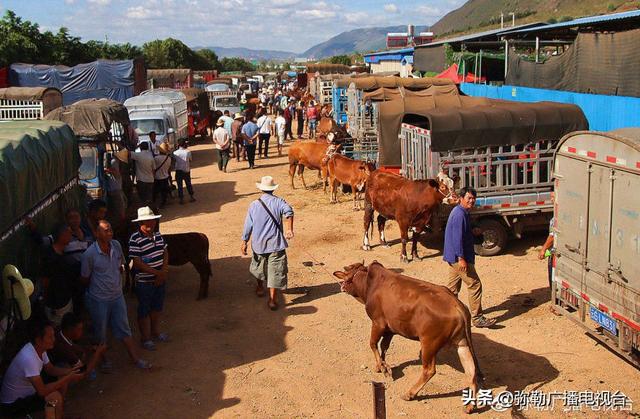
[554,156,589,287]
[609,169,640,293]
[584,164,613,277]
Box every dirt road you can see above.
[69,140,640,418]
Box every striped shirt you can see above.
[128,230,166,282]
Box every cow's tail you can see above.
[200,233,213,277]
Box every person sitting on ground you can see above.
[41,223,77,327]
[0,321,84,419]
[81,219,152,370]
[129,207,170,352]
[49,313,107,380]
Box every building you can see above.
[364,47,414,75]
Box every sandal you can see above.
[135,359,152,370]
[142,340,156,351]
[153,333,170,343]
[268,300,278,311]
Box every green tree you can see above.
[220,57,255,72]
[0,10,47,66]
[329,55,352,65]
[194,49,220,70]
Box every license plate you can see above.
[589,306,618,336]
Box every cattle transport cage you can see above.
[400,123,555,256]
[332,84,348,126]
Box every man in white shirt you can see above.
[0,321,83,418]
[173,139,195,204]
[212,119,231,173]
[136,131,164,155]
[274,109,287,157]
[130,142,155,205]
[153,147,172,208]
[256,111,273,159]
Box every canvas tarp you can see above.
[506,28,640,97]
[363,84,460,102]
[0,121,83,277]
[378,96,588,166]
[413,44,448,74]
[44,98,130,137]
[10,60,140,105]
[349,76,454,91]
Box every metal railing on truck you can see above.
[400,122,554,256]
[340,138,379,163]
[0,99,43,120]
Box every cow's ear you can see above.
[333,271,347,279]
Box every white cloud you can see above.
[294,9,336,20]
[416,5,441,17]
[383,3,398,13]
[64,0,77,4]
[87,0,111,5]
[126,6,162,19]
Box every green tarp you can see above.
[0,121,83,278]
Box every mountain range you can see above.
[202,0,637,60]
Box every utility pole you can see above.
[500,12,504,29]
[509,12,515,27]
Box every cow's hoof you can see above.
[412,253,421,261]
[362,245,371,251]
[381,242,390,248]
[401,392,414,401]
[401,256,410,264]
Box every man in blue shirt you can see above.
[241,176,294,310]
[241,115,259,169]
[443,187,496,328]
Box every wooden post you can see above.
[372,382,386,419]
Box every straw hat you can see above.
[234,113,243,120]
[2,265,35,320]
[114,148,130,163]
[158,142,171,155]
[216,119,225,126]
[132,206,162,222]
[256,176,279,192]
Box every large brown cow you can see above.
[327,154,374,209]
[333,261,481,413]
[288,141,332,190]
[363,170,457,262]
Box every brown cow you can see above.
[117,219,212,299]
[327,154,374,209]
[288,141,331,190]
[363,170,457,262]
[333,261,481,412]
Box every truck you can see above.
[124,88,188,148]
[205,82,239,115]
[392,96,588,256]
[0,87,63,120]
[45,98,133,202]
[552,129,640,368]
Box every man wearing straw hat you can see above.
[241,176,294,310]
[212,118,231,172]
[129,207,169,351]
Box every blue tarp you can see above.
[10,60,137,105]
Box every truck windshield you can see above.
[216,97,239,107]
[131,119,165,135]
[79,147,98,181]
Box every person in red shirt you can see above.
[306,101,318,139]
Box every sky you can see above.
[0,0,466,53]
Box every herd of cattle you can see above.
[287,126,489,412]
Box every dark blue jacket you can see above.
[443,205,475,265]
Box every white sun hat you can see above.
[132,206,162,222]
[256,176,279,192]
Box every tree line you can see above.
[0,10,255,72]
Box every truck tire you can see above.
[475,218,508,257]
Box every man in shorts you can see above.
[80,220,151,369]
[241,176,294,310]
[274,110,286,156]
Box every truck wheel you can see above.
[475,219,508,257]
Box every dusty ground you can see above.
[68,137,640,418]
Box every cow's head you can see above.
[333,262,368,302]
[437,171,459,205]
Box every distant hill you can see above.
[432,0,639,37]
[197,46,296,61]
[301,26,430,59]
